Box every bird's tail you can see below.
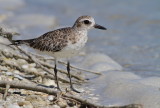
[10,39,34,46]
[10,40,25,45]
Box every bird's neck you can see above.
[72,26,88,34]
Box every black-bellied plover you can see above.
[12,15,107,93]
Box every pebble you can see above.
[22,64,29,69]
[50,105,60,108]
[0,65,8,71]
[28,67,37,73]
[42,78,56,87]
[25,95,46,107]
[57,98,67,108]
[17,101,33,108]
[17,59,28,65]
[5,103,20,108]
[47,95,54,101]
[28,63,36,68]
[5,72,13,76]
[13,70,20,74]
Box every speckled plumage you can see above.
[13,15,107,59]
[13,15,106,93]
[14,16,97,59]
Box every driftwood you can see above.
[3,84,10,100]
[0,81,142,108]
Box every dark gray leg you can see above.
[67,61,80,93]
[54,61,61,91]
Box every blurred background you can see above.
[1,0,160,107]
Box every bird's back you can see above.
[14,27,88,55]
[20,27,73,52]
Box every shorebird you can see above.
[11,15,107,93]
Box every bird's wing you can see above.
[27,29,69,52]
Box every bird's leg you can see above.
[67,61,80,93]
[54,60,61,91]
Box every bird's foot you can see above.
[70,86,81,93]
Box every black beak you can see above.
[94,24,107,30]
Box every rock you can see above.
[57,98,67,108]
[28,68,37,73]
[66,106,78,108]
[5,72,13,76]
[17,59,28,66]
[5,103,20,108]
[21,64,38,73]
[33,76,42,83]
[50,105,60,108]
[13,70,20,74]
[42,78,56,87]
[22,64,29,69]
[0,65,8,71]
[17,101,33,108]
[47,95,54,101]
[25,95,46,108]
[28,63,36,68]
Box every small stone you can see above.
[66,106,78,108]
[17,101,33,108]
[28,63,36,68]
[13,70,20,74]
[28,68,37,73]
[17,59,28,65]
[57,98,67,108]
[66,100,76,107]
[33,76,42,83]
[25,95,46,107]
[22,65,29,69]
[42,78,56,87]
[5,72,13,76]
[47,95,54,101]
[0,65,8,71]
[50,105,60,108]
[6,103,20,108]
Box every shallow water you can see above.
[1,0,160,107]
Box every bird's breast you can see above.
[65,32,88,51]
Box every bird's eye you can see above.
[83,20,90,24]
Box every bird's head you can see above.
[73,15,107,31]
